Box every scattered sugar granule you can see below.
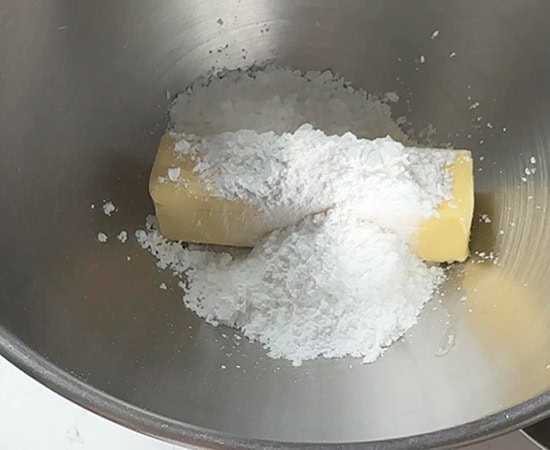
[530,156,537,164]
[449,52,456,58]
[385,92,399,103]
[97,232,108,243]
[419,55,426,64]
[430,30,440,40]
[117,231,128,243]
[90,203,96,210]
[126,256,132,261]
[479,213,491,224]
[159,283,167,290]
[167,167,181,182]
[103,201,116,217]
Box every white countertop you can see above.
[0,356,539,450]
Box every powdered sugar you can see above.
[137,66,449,366]
[137,213,443,365]
[173,124,453,238]
[102,201,116,217]
[97,232,108,243]
[117,231,128,243]
[167,167,181,182]
[171,65,408,142]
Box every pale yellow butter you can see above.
[149,134,474,262]
[411,150,474,262]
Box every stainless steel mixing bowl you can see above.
[1,0,550,448]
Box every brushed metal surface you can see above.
[1,0,550,448]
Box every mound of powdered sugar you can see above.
[136,211,443,366]
[136,66,448,365]
[171,65,408,141]
[172,124,453,238]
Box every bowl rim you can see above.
[1,326,549,449]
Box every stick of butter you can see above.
[149,134,474,262]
